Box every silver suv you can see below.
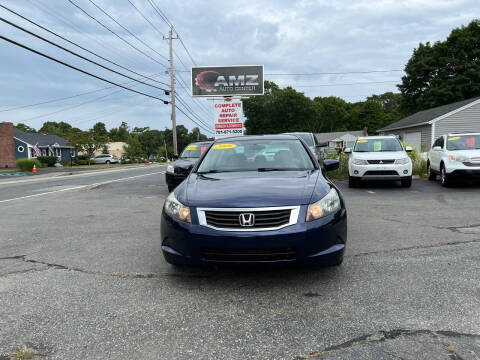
[93,154,119,164]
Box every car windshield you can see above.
[354,138,403,152]
[196,139,315,173]
[287,133,314,147]
[180,144,209,158]
[446,134,480,150]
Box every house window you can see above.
[41,148,46,156]
[17,145,25,153]
[55,148,61,157]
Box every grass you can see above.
[14,346,36,359]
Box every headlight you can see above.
[352,158,368,165]
[166,164,174,173]
[395,157,410,165]
[449,155,469,163]
[164,192,191,222]
[306,188,341,222]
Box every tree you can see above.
[65,130,106,164]
[39,121,73,137]
[138,130,164,159]
[313,97,349,132]
[109,122,129,142]
[399,19,480,113]
[14,123,36,133]
[123,134,143,159]
[91,122,108,141]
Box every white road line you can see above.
[0,164,165,186]
[0,171,165,204]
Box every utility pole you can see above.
[164,26,179,156]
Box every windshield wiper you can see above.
[197,169,240,174]
[257,168,303,172]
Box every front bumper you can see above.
[349,162,412,180]
[160,206,347,266]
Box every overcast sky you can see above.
[0,0,477,135]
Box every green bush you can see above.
[326,154,349,180]
[76,159,91,165]
[76,154,89,161]
[16,159,42,172]
[403,141,427,177]
[37,156,57,167]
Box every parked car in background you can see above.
[93,154,119,164]
[283,132,320,157]
[165,141,212,192]
[161,134,346,267]
[427,133,480,186]
[345,135,413,188]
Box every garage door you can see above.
[404,132,421,150]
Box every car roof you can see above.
[189,141,213,146]
[445,133,480,136]
[215,134,299,142]
[282,132,312,135]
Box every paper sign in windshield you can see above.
[357,140,368,143]
[448,137,460,141]
[373,141,382,151]
[185,145,197,151]
[213,144,236,150]
[466,137,475,148]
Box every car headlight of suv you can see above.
[449,154,469,163]
[306,188,341,222]
[164,192,191,223]
[166,164,174,173]
[351,158,368,165]
[394,157,410,165]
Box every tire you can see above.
[440,164,451,187]
[330,257,343,266]
[105,160,111,164]
[401,176,412,188]
[427,162,436,181]
[167,185,175,192]
[348,176,358,188]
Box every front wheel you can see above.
[440,165,451,187]
[401,176,412,188]
[105,160,111,164]
[427,162,436,181]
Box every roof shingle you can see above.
[14,128,70,147]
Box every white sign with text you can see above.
[213,99,244,139]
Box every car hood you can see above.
[352,151,407,160]
[173,158,198,169]
[180,170,326,207]
[451,149,480,159]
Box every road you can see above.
[0,168,479,359]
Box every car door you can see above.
[430,137,443,171]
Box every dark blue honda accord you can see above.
[161,134,347,266]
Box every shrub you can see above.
[76,154,89,161]
[403,141,427,177]
[37,156,57,167]
[326,154,349,180]
[76,159,91,165]
[16,159,42,172]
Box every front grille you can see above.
[463,162,480,167]
[204,209,291,229]
[367,159,395,164]
[174,167,189,175]
[364,170,398,176]
[471,157,480,162]
[200,247,296,262]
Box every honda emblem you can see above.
[239,213,255,227]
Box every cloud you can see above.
[0,0,478,132]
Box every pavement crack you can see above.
[349,238,480,258]
[296,329,480,359]
[1,256,212,280]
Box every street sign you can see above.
[191,65,264,97]
[213,99,244,139]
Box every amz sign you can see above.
[191,65,264,97]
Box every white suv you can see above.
[427,133,480,186]
[345,136,413,188]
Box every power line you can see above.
[0,4,170,87]
[66,0,168,69]
[86,0,169,63]
[266,70,404,76]
[175,93,212,131]
[147,0,171,27]
[0,17,170,93]
[293,80,398,87]
[175,104,213,134]
[0,72,164,113]
[0,35,169,103]
[125,0,165,37]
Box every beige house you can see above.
[94,142,126,158]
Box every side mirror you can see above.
[405,146,413,152]
[323,159,339,172]
[433,146,441,151]
[173,154,179,160]
[344,148,352,154]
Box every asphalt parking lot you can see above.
[1,167,479,359]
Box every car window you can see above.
[180,144,209,158]
[197,139,315,173]
[446,134,480,150]
[354,138,403,152]
[295,133,314,147]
